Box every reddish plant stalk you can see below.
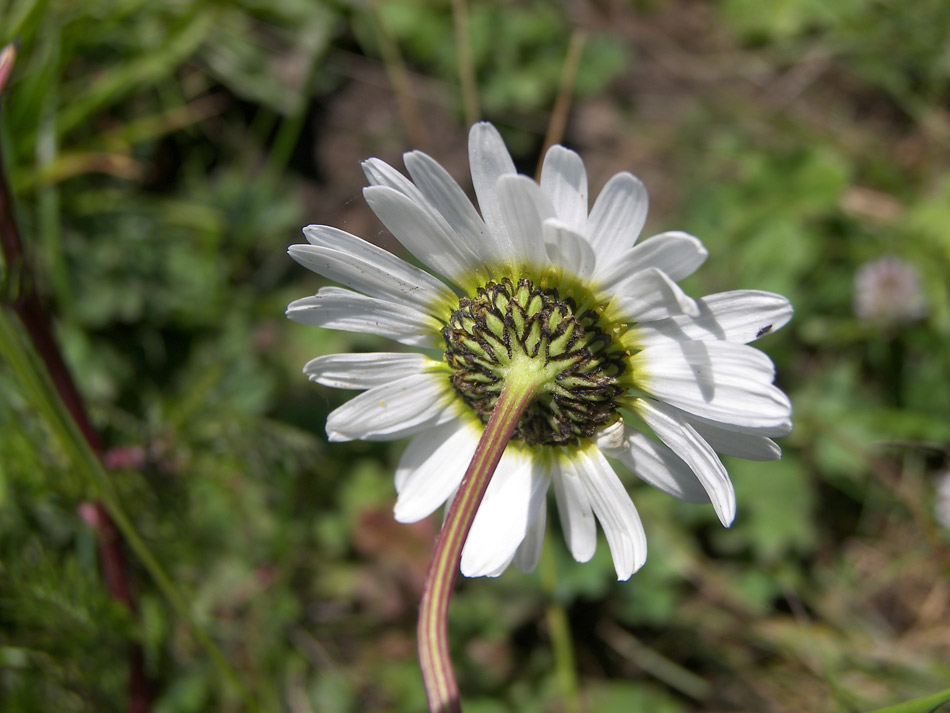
[417,376,539,712]
[1,48,151,712]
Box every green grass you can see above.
[2,1,950,711]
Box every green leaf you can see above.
[863,688,950,713]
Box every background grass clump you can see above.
[1,1,949,712]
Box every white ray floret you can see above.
[325,372,457,443]
[304,353,435,390]
[394,421,478,523]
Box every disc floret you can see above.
[443,277,628,446]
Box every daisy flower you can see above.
[288,122,792,581]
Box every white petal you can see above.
[462,449,548,577]
[288,244,451,312]
[394,420,477,522]
[513,498,547,574]
[495,174,551,268]
[542,219,597,280]
[575,448,647,580]
[363,185,484,284]
[539,145,588,232]
[325,371,456,442]
[594,419,626,451]
[602,426,710,503]
[552,457,596,563]
[634,398,735,526]
[299,225,454,304]
[469,122,517,245]
[362,157,430,206]
[481,553,517,578]
[361,157,472,254]
[596,231,708,289]
[681,408,793,439]
[634,290,794,346]
[286,287,440,348]
[633,340,791,431]
[586,172,648,269]
[403,150,490,256]
[303,352,433,389]
[610,267,699,321]
[684,414,783,461]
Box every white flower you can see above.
[288,122,792,581]
[854,256,927,326]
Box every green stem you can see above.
[451,0,479,126]
[598,621,710,701]
[539,534,583,713]
[368,0,429,151]
[417,374,541,713]
[0,308,263,713]
[537,29,587,180]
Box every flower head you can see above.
[288,122,792,581]
[854,256,927,326]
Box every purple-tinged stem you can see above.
[0,43,15,95]
[0,44,150,712]
[417,376,539,713]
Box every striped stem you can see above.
[417,374,540,712]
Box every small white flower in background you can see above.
[935,468,950,529]
[854,256,927,326]
[287,122,792,581]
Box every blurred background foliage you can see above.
[1,0,949,711]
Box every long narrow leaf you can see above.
[864,689,950,713]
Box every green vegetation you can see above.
[2,0,949,711]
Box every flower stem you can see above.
[367,0,429,151]
[417,374,540,713]
[1,91,153,713]
[451,0,479,126]
[539,533,583,713]
[538,28,588,176]
[0,42,16,95]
